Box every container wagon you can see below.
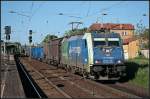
[31,47,44,61]
[43,42,50,63]
[46,38,63,66]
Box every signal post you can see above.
[29,30,32,60]
[4,26,11,60]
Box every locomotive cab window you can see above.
[108,41,120,46]
[108,38,120,46]
[93,38,106,47]
[94,41,106,47]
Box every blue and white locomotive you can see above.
[61,32,126,80]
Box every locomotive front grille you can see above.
[102,59,113,64]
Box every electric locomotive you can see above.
[90,32,126,80]
[60,32,126,80]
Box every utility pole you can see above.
[3,36,6,59]
[29,30,32,60]
[69,21,83,31]
[101,13,107,27]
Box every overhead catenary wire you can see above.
[31,1,45,18]
[91,1,125,15]
[28,2,34,22]
[79,1,87,6]
[79,1,125,22]
[30,2,34,12]
[75,1,126,28]
[86,1,91,17]
[25,1,45,37]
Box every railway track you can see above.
[19,62,70,98]
[15,56,47,98]
[20,57,141,98]
[20,58,96,98]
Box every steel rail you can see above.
[26,65,72,98]
[18,62,43,98]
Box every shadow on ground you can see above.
[98,61,149,84]
[118,61,149,83]
[118,62,139,83]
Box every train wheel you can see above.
[68,65,71,72]
[82,71,86,79]
[64,65,68,72]
[94,74,99,80]
[85,73,90,79]
[71,67,75,74]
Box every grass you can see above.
[129,67,149,88]
[130,56,149,65]
[127,57,149,89]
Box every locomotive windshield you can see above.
[108,38,120,46]
[93,38,120,47]
[108,41,119,46]
[93,38,106,47]
[94,41,106,47]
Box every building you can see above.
[1,41,22,55]
[123,38,139,59]
[89,23,135,40]
[1,41,22,60]
[141,50,149,59]
[89,23,139,59]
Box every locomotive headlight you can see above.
[95,60,101,64]
[102,48,105,51]
[117,60,122,64]
[106,49,110,53]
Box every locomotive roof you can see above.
[67,35,83,41]
[92,32,120,38]
[49,32,120,42]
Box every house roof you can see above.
[89,23,134,31]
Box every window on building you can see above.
[122,32,124,36]
[125,32,128,35]
[122,32,128,36]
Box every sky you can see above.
[1,1,149,45]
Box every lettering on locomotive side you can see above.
[69,46,81,56]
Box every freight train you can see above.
[30,32,126,80]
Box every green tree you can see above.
[42,34,58,43]
[137,28,149,49]
[141,28,149,49]
[141,28,149,40]
[135,21,146,36]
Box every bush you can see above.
[130,67,149,88]
[128,58,149,88]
